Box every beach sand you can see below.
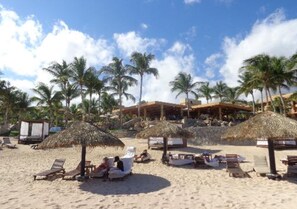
[0,137,297,209]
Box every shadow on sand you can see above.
[79,173,171,195]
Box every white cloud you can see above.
[140,23,148,29]
[113,31,165,57]
[219,9,297,87]
[184,0,201,5]
[0,5,114,93]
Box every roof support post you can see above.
[160,104,164,120]
[144,108,147,120]
[219,107,222,121]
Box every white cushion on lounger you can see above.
[108,157,133,179]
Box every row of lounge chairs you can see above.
[34,147,144,181]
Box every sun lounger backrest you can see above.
[3,137,11,144]
[121,157,133,173]
[51,159,65,170]
[75,161,91,170]
[123,147,136,158]
[287,156,297,166]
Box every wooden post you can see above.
[160,105,164,120]
[80,145,86,177]
[162,137,168,163]
[197,110,200,118]
[268,139,277,175]
[180,107,183,118]
[144,108,147,120]
[219,107,222,120]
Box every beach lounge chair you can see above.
[90,157,114,178]
[226,155,247,178]
[63,161,91,180]
[107,147,135,180]
[169,154,194,166]
[253,155,270,176]
[286,155,297,177]
[1,137,17,149]
[33,159,65,180]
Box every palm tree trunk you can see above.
[250,91,255,114]
[89,92,92,116]
[267,88,276,112]
[4,108,9,126]
[138,75,143,117]
[119,92,123,128]
[98,92,101,114]
[260,89,264,112]
[80,85,85,121]
[186,93,190,118]
[278,85,286,115]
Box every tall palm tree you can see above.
[43,60,72,88]
[198,82,213,104]
[127,52,158,117]
[242,54,276,112]
[61,83,80,109]
[70,56,95,119]
[100,57,137,125]
[222,87,243,104]
[270,56,297,114]
[100,92,118,114]
[169,72,202,117]
[31,82,63,124]
[238,72,257,113]
[84,69,102,115]
[213,81,228,102]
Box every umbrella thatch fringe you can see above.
[38,121,125,149]
[136,121,193,139]
[222,111,297,140]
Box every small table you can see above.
[85,164,95,176]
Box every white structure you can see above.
[19,120,49,144]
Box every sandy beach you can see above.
[1,137,297,209]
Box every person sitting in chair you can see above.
[135,149,149,162]
[91,157,110,179]
[114,156,124,171]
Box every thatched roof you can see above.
[222,111,297,140]
[136,121,193,139]
[38,121,125,149]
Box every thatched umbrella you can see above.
[222,111,297,176]
[39,121,125,178]
[136,121,193,162]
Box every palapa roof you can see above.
[38,121,125,149]
[136,121,193,139]
[222,111,297,140]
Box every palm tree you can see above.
[238,72,257,113]
[170,72,202,117]
[43,60,72,88]
[198,82,213,104]
[100,57,137,125]
[242,54,276,112]
[61,83,80,109]
[127,52,158,117]
[100,92,118,114]
[31,82,63,124]
[84,69,102,115]
[270,56,297,114]
[0,81,18,125]
[70,56,95,119]
[213,81,228,102]
[222,87,244,104]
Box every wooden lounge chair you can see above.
[33,159,65,180]
[63,161,91,180]
[1,137,17,149]
[287,155,297,177]
[226,154,247,178]
[253,155,270,176]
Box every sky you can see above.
[1,0,297,105]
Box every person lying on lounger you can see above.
[134,149,150,162]
[94,157,110,173]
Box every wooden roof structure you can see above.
[191,102,252,111]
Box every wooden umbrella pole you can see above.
[80,145,86,177]
[267,138,277,175]
[162,137,168,163]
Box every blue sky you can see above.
[1,0,297,104]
